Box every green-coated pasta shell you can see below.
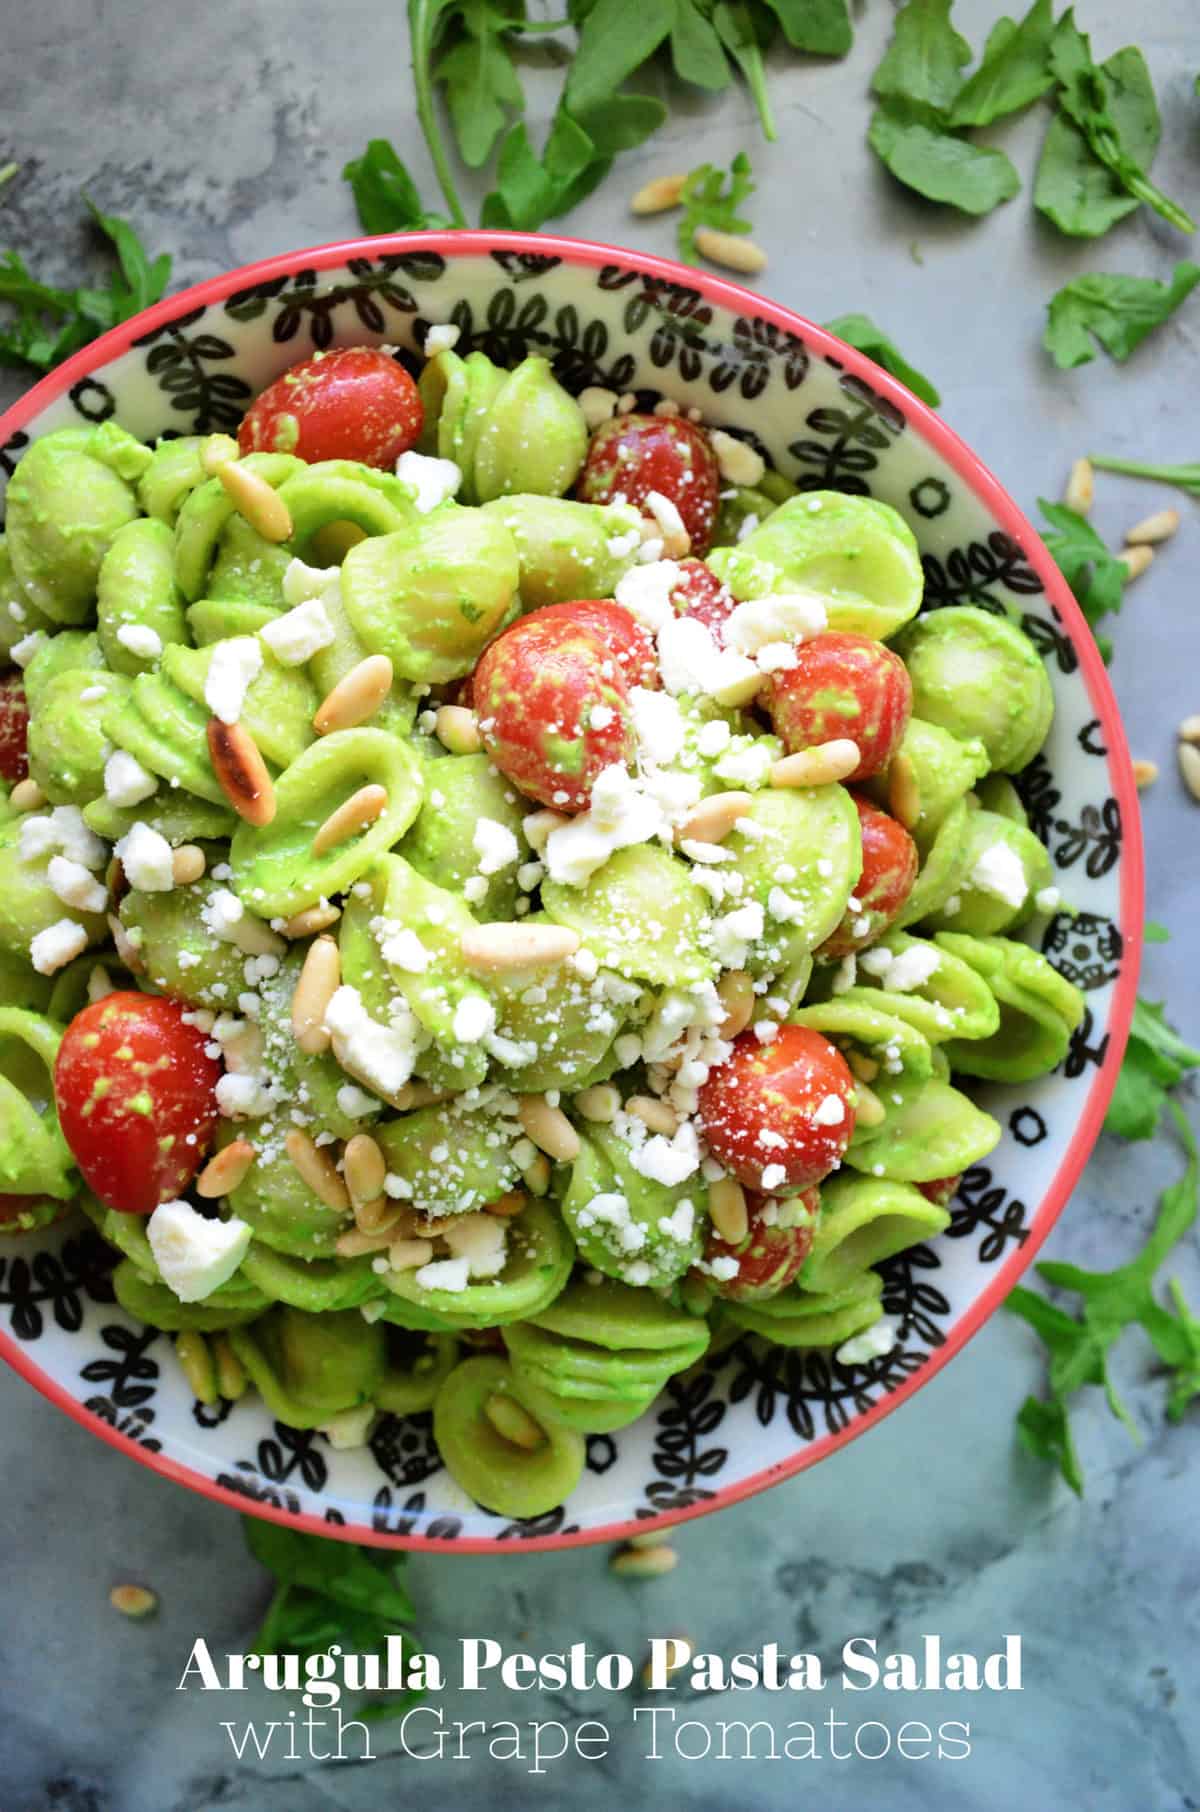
[935,931,1084,1083]
[542,843,714,989]
[723,1268,884,1348]
[103,669,229,803]
[112,1259,266,1332]
[790,996,934,1082]
[873,717,990,852]
[0,820,107,966]
[804,1175,952,1295]
[238,1244,382,1312]
[838,930,1001,1044]
[97,518,188,674]
[472,357,588,503]
[21,629,107,715]
[136,437,207,525]
[174,454,303,601]
[560,1128,705,1289]
[161,639,317,771]
[842,1072,1001,1183]
[922,809,1053,937]
[5,429,142,623]
[84,793,237,847]
[276,460,416,556]
[721,785,863,969]
[229,1304,388,1426]
[895,606,1054,774]
[377,1198,574,1332]
[480,495,643,609]
[400,752,529,920]
[207,514,294,605]
[187,597,280,646]
[433,1353,586,1517]
[26,668,130,806]
[0,1007,74,1198]
[895,794,976,927]
[375,1099,524,1225]
[374,1327,460,1416]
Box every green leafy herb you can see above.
[871,0,971,113]
[947,0,1058,128]
[1037,497,1126,655]
[1088,455,1200,499]
[712,4,777,143]
[0,201,171,375]
[1106,998,1200,1143]
[677,153,755,265]
[1044,262,1200,369]
[1145,921,1171,945]
[822,312,941,405]
[1010,1104,1199,1494]
[762,0,852,57]
[432,0,526,170]
[244,1520,425,1722]
[481,106,634,231]
[868,99,1021,215]
[343,139,452,233]
[410,0,472,225]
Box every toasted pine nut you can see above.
[522,1152,551,1197]
[887,752,920,830]
[1063,456,1094,516]
[771,740,860,788]
[518,1095,580,1163]
[484,1391,546,1451]
[171,844,206,886]
[386,1237,435,1273]
[645,489,691,559]
[710,429,766,489]
[677,790,754,846]
[345,1132,387,1213]
[208,717,275,826]
[611,1543,679,1578]
[110,1584,158,1619]
[175,1329,217,1405]
[854,1081,887,1127]
[9,777,45,812]
[281,902,342,939]
[390,1080,453,1112]
[211,1334,247,1401]
[285,1128,350,1211]
[335,1224,398,1257]
[693,228,767,275]
[461,923,581,973]
[1178,714,1200,745]
[1179,741,1200,803]
[434,704,482,755]
[626,1094,680,1137]
[716,969,755,1040]
[200,433,240,475]
[485,1189,529,1218]
[708,1176,748,1245]
[1118,544,1154,581]
[523,808,570,854]
[195,1138,255,1199]
[1133,758,1159,790]
[575,1083,621,1123]
[312,784,387,857]
[291,935,340,1054]
[579,386,619,428]
[846,1048,880,1082]
[631,173,686,215]
[217,460,293,543]
[313,655,394,736]
[1126,508,1180,546]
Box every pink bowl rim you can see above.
[0,228,1143,1554]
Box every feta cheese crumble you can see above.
[395,450,462,513]
[259,596,335,665]
[204,635,263,724]
[30,918,89,975]
[116,623,163,661]
[104,750,158,808]
[115,821,175,893]
[146,1200,252,1303]
[969,841,1029,910]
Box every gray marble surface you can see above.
[2,1,1199,1807]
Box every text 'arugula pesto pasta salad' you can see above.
[0,332,1084,1518]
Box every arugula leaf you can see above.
[947,0,1057,128]
[868,98,1021,216]
[762,0,852,58]
[1141,1278,1200,1422]
[1044,262,1200,370]
[482,108,617,230]
[565,0,675,116]
[343,139,451,233]
[410,0,471,225]
[1034,45,1160,240]
[1088,455,1200,499]
[1145,921,1171,944]
[822,311,941,406]
[1106,999,1200,1143]
[1036,497,1126,651]
[669,0,734,92]
[1014,1392,1084,1494]
[433,0,526,169]
[0,204,170,376]
[871,0,971,113]
[677,153,755,265]
[713,3,777,142]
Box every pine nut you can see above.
[207,1334,246,1401]
[771,740,860,788]
[645,489,691,558]
[677,790,754,846]
[110,1584,158,1619]
[312,784,387,856]
[291,935,340,1054]
[854,1081,887,1127]
[390,1080,453,1112]
[631,173,686,215]
[610,1543,679,1578]
[1118,544,1154,581]
[710,429,766,489]
[355,1193,405,1235]
[523,809,570,854]
[9,777,45,812]
[200,433,240,475]
[485,1189,529,1218]
[171,844,206,886]
[460,923,581,973]
[575,1083,621,1123]
[285,1128,350,1211]
[1126,508,1180,546]
[522,1152,551,1197]
[434,704,482,755]
[693,228,767,275]
[716,969,755,1040]
[626,1094,680,1137]
[1063,456,1094,515]
[887,752,920,830]
[175,1329,217,1405]
[335,1225,398,1257]
[1133,758,1159,790]
[708,1175,748,1244]
[846,1048,880,1082]
[208,718,276,826]
[484,1391,546,1450]
[345,1132,386,1213]
[281,902,342,939]
[579,386,619,428]
[313,655,394,736]
[518,1095,581,1163]
[386,1237,435,1273]
[217,460,293,543]
[628,1527,675,1549]
[1179,742,1200,803]
[195,1138,255,1199]
[1178,714,1200,745]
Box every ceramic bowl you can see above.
[0,232,1141,1551]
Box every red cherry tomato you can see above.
[525,600,659,690]
[698,1025,857,1194]
[54,992,222,1214]
[0,674,30,783]
[819,795,919,959]
[0,1193,58,1226]
[918,1174,962,1207]
[473,610,635,811]
[764,632,912,782]
[577,413,721,555]
[669,558,736,639]
[703,1186,819,1302]
[238,347,424,469]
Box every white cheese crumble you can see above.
[656,614,759,704]
[542,763,669,887]
[395,449,462,513]
[324,984,421,1097]
[376,924,431,972]
[614,559,682,634]
[969,841,1029,910]
[424,322,461,355]
[1035,885,1062,914]
[710,900,764,968]
[259,596,335,666]
[472,816,520,875]
[336,1083,381,1119]
[146,1200,252,1302]
[628,1119,702,1186]
[859,942,941,993]
[413,1256,470,1293]
[281,557,340,608]
[18,805,107,871]
[443,1213,508,1278]
[115,821,175,893]
[812,1092,846,1126]
[11,630,48,668]
[836,1317,900,1367]
[710,429,765,488]
[723,590,827,657]
[629,686,686,766]
[104,749,158,808]
[47,855,107,915]
[712,739,775,789]
[204,635,262,724]
[116,623,162,661]
[453,994,498,1045]
[30,918,89,975]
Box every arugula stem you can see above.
[1090,455,1200,496]
[743,53,777,142]
[0,162,17,193]
[1125,171,1196,237]
[409,0,469,228]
